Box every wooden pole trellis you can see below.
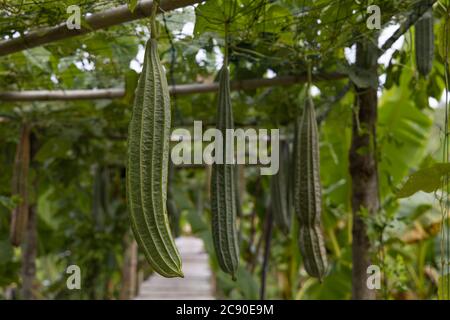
[0,0,435,61]
[0,72,346,102]
[0,0,203,57]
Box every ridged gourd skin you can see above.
[415,9,434,77]
[270,140,291,234]
[234,165,243,219]
[211,66,240,280]
[167,163,181,238]
[294,95,328,280]
[10,123,31,247]
[127,38,183,278]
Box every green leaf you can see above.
[320,90,352,210]
[235,266,260,299]
[123,69,139,104]
[438,275,450,300]
[34,137,73,162]
[378,68,433,198]
[396,163,450,198]
[0,195,15,210]
[194,0,228,37]
[438,19,450,65]
[128,0,138,12]
[0,240,14,265]
[22,47,51,71]
[346,65,378,89]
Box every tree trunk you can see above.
[260,209,273,300]
[120,237,138,300]
[20,131,39,300]
[20,205,37,299]
[349,38,379,300]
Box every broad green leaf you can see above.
[438,275,450,300]
[235,266,259,300]
[346,65,378,89]
[396,163,450,198]
[22,47,51,71]
[123,69,139,104]
[128,0,138,12]
[194,0,227,37]
[378,69,433,199]
[320,98,352,210]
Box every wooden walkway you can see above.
[134,236,215,300]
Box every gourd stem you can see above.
[150,0,160,39]
[307,61,312,95]
[224,22,229,67]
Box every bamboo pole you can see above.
[0,72,346,102]
[0,0,203,57]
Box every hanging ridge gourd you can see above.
[270,140,291,235]
[126,13,183,277]
[415,8,434,77]
[10,123,31,247]
[211,65,240,280]
[294,93,328,280]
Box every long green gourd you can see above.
[211,65,239,280]
[10,123,30,247]
[294,93,328,280]
[415,9,434,77]
[127,37,183,278]
[270,140,291,234]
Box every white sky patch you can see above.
[345,45,356,64]
[181,22,194,37]
[214,45,224,69]
[310,85,321,97]
[378,24,404,67]
[75,58,94,71]
[264,69,277,79]
[439,91,450,108]
[378,72,387,97]
[195,44,223,70]
[195,48,207,67]
[129,24,150,72]
[129,44,145,72]
[429,97,439,109]
[50,74,59,84]
[129,60,141,72]
[83,58,94,70]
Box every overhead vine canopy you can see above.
[0,0,449,300]
[0,1,438,88]
[0,1,443,124]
